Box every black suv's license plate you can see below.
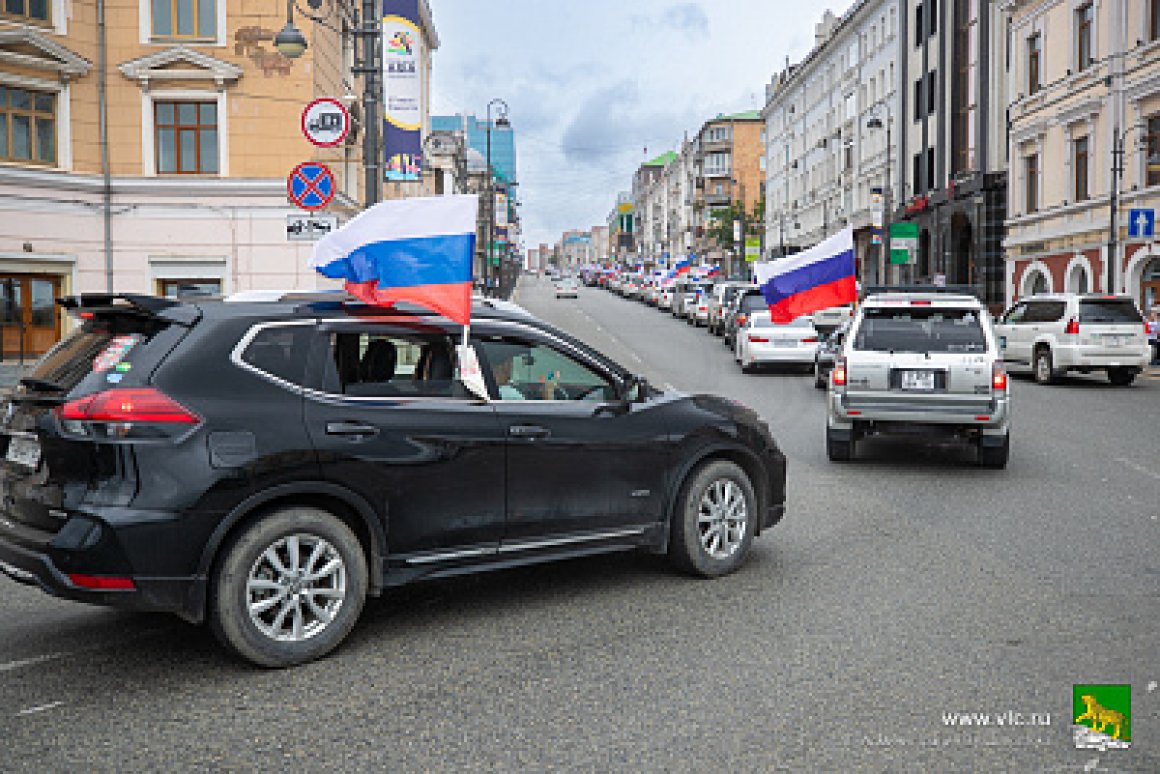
[5,434,41,469]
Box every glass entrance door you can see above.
[1,275,62,358]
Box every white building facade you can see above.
[762,1,900,281]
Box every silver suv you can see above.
[993,294,1149,386]
[826,292,1011,468]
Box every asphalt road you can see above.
[1,279,1157,772]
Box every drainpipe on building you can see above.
[98,0,113,292]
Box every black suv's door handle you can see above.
[508,424,550,439]
[326,421,379,438]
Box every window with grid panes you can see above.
[155,101,218,174]
[1,0,49,24]
[1148,116,1160,187]
[152,0,216,39]
[1074,137,1089,201]
[1025,155,1038,212]
[1076,4,1093,71]
[1028,35,1041,95]
[0,86,55,165]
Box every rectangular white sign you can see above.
[287,213,338,241]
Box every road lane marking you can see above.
[17,701,64,716]
[0,652,68,673]
[1114,457,1160,482]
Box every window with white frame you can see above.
[0,85,55,165]
[703,151,730,176]
[1,0,50,24]
[1076,3,1093,71]
[155,100,218,174]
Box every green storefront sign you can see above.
[889,222,918,265]
[744,237,762,262]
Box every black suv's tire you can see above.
[978,433,1010,469]
[1107,367,1136,386]
[668,460,755,578]
[1033,347,1057,385]
[209,507,367,668]
[826,430,853,462]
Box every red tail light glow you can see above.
[831,358,848,387]
[992,361,1008,391]
[736,314,748,327]
[801,337,818,343]
[748,335,769,343]
[1064,319,1080,335]
[910,300,932,306]
[61,388,200,424]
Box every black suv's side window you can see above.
[475,336,616,402]
[323,331,460,398]
[240,325,313,385]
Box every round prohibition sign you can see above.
[287,162,335,211]
[301,98,350,148]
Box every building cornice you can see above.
[0,165,284,197]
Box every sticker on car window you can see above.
[93,334,142,373]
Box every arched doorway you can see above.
[950,212,972,285]
[1066,261,1089,294]
[1141,256,1160,314]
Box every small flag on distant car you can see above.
[309,195,478,324]
[753,228,856,323]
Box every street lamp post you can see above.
[1108,124,1155,294]
[274,0,383,209]
[484,99,510,297]
[866,102,893,285]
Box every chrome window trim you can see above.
[229,319,314,396]
[499,527,647,554]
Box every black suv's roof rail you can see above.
[862,284,982,299]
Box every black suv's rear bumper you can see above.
[0,512,205,622]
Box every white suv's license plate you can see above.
[900,370,936,391]
[5,434,41,469]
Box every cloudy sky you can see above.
[428,0,856,251]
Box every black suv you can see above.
[0,293,786,667]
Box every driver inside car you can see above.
[490,349,560,400]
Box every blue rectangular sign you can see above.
[1128,208,1154,238]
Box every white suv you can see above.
[994,294,1149,386]
[827,292,1010,467]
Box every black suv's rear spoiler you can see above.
[57,294,199,325]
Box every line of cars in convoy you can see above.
[590,269,1152,471]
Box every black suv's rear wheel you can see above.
[210,507,367,668]
[668,460,755,578]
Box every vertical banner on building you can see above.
[383,0,422,181]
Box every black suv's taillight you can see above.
[56,387,201,441]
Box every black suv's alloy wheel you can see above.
[210,507,367,668]
[669,461,755,577]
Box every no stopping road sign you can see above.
[287,162,335,211]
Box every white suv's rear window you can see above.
[855,308,987,353]
[1078,299,1142,324]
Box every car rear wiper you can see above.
[18,377,65,393]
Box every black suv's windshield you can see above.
[1079,299,1143,323]
[854,307,987,353]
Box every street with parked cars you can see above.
[0,274,1156,770]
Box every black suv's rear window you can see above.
[29,329,117,391]
[1079,299,1142,323]
[855,307,987,353]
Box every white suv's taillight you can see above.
[831,357,847,387]
[992,361,1008,392]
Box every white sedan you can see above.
[554,278,579,298]
[734,312,820,373]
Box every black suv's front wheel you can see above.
[209,507,368,668]
[668,460,756,578]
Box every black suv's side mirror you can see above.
[623,374,650,403]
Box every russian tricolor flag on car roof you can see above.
[309,195,478,325]
[754,227,857,324]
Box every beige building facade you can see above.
[1005,0,1160,311]
[0,0,437,357]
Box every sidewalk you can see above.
[0,360,31,390]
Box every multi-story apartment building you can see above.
[0,1,437,357]
[763,3,900,282]
[691,111,763,276]
[894,0,1008,308]
[633,149,676,268]
[607,191,634,263]
[1004,0,1160,312]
